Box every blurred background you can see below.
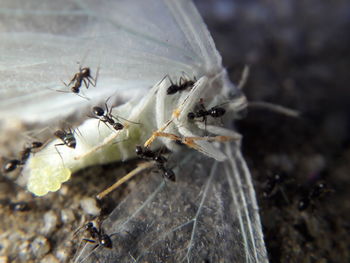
[195,0,350,262]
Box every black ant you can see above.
[3,141,43,173]
[262,172,288,199]
[64,66,98,94]
[298,182,330,211]
[80,222,112,249]
[54,129,77,149]
[161,74,196,95]
[92,106,123,131]
[135,146,175,181]
[187,99,226,121]
[9,201,32,212]
[90,97,139,132]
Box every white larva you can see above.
[1,0,268,262]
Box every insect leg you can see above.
[96,162,155,199]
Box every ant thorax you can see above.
[22,69,246,196]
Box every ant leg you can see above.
[152,131,237,149]
[143,119,174,148]
[96,162,155,199]
[54,144,66,166]
[74,130,123,160]
[76,91,91,101]
[83,239,97,244]
[83,79,90,90]
[91,66,100,87]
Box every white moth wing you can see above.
[0,0,221,123]
[1,0,268,262]
[75,142,268,263]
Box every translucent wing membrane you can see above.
[0,0,221,122]
[1,0,268,262]
[75,141,268,263]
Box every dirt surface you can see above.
[1,0,349,262]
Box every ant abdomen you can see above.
[3,159,21,173]
[93,106,105,117]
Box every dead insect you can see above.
[135,146,175,181]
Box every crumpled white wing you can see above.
[1,0,268,262]
[75,141,268,263]
[0,0,221,123]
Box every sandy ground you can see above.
[1,0,349,262]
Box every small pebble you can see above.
[80,197,100,216]
[42,211,59,235]
[40,254,59,263]
[56,245,72,263]
[0,256,9,263]
[31,236,51,258]
[61,209,75,224]
[18,240,32,261]
[59,185,69,196]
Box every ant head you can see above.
[164,169,176,182]
[54,130,65,139]
[154,155,167,164]
[31,141,43,149]
[67,140,76,149]
[167,84,178,95]
[135,146,143,155]
[210,107,226,118]
[86,222,94,229]
[93,106,105,117]
[187,112,195,120]
[100,234,112,248]
[298,197,310,211]
[113,123,124,130]
[71,86,80,93]
[81,67,91,76]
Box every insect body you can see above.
[82,222,112,249]
[92,106,124,131]
[135,146,175,181]
[54,129,77,148]
[164,75,196,95]
[3,141,43,172]
[298,182,330,211]
[187,99,226,121]
[64,67,98,94]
